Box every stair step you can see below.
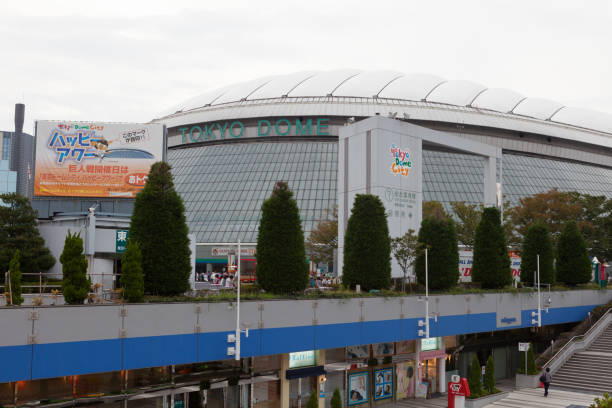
[553,376,612,388]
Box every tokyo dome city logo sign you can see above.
[390,144,412,176]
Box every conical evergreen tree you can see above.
[342,194,391,291]
[484,355,495,394]
[472,207,512,288]
[330,387,342,408]
[0,193,55,282]
[415,217,460,290]
[130,162,191,295]
[468,355,482,397]
[61,231,90,305]
[521,222,555,285]
[120,240,144,302]
[256,181,308,293]
[5,250,23,306]
[557,220,591,285]
[306,392,318,408]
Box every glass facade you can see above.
[169,140,612,244]
[168,141,337,243]
[0,160,17,195]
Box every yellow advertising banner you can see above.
[34,121,164,198]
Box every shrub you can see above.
[130,162,191,295]
[5,250,23,306]
[468,355,482,397]
[61,231,90,305]
[331,387,342,408]
[120,240,144,302]
[472,207,512,289]
[414,217,459,290]
[557,221,591,285]
[527,347,537,374]
[306,391,318,408]
[256,181,308,294]
[590,392,612,408]
[521,222,555,285]
[484,355,495,394]
[343,194,391,291]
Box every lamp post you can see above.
[531,254,541,327]
[418,248,430,338]
[227,241,248,360]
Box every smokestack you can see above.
[14,103,25,135]
[10,103,24,171]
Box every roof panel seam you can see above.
[285,74,318,97]
[467,88,489,107]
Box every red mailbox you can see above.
[448,376,470,408]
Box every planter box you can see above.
[465,391,508,408]
[515,373,540,389]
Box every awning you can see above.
[285,366,326,379]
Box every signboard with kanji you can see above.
[116,230,129,253]
[34,120,164,198]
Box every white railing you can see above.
[545,308,612,374]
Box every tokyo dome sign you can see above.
[178,117,331,144]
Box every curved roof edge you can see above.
[154,70,612,140]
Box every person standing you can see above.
[541,367,552,397]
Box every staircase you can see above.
[549,315,612,394]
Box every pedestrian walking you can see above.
[540,367,552,397]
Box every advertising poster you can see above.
[347,345,370,359]
[347,371,368,406]
[373,342,394,357]
[374,367,393,401]
[395,340,416,355]
[34,120,164,198]
[396,361,415,399]
[459,249,521,282]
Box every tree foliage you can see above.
[256,181,308,294]
[61,231,90,305]
[414,217,459,290]
[468,355,482,397]
[5,250,23,305]
[527,347,537,374]
[0,193,55,282]
[521,222,555,285]
[484,355,495,394]
[391,229,418,291]
[305,206,337,265]
[472,207,512,289]
[331,387,342,408]
[590,392,612,408]
[306,391,318,408]
[450,201,483,248]
[557,221,591,285]
[130,162,191,296]
[120,240,144,302]
[342,194,391,291]
[422,200,449,221]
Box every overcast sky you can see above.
[1,0,611,134]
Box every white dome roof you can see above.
[156,69,612,140]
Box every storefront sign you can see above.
[373,343,393,357]
[289,350,315,369]
[34,120,164,198]
[178,118,330,144]
[421,337,440,351]
[116,230,129,253]
[347,371,369,406]
[374,367,393,401]
[211,247,256,257]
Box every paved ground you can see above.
[376,382,598,408]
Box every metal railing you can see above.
[545,308,612,374]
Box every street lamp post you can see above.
[227,240,248,361]
[531,254,542,327]
[418,248,430,339]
